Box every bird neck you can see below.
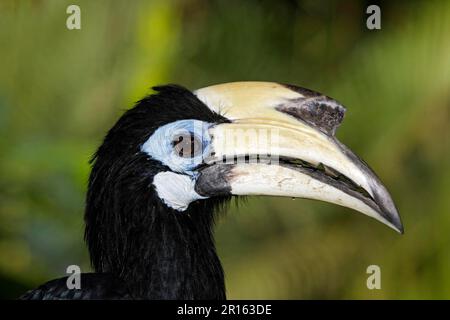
[122,204,226,299]
[85,173,226,299]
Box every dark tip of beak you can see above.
[389,213,404,234]
[370,188,403,234]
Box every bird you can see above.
[20,82,403,300]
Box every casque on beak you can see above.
[193,82,403,233]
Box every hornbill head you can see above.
[85,82,402,299]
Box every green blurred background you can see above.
[0,0,449,299]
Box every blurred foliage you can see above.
[0,0,449,299]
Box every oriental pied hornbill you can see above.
[20,82,403,300]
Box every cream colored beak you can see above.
[194,82,403,233]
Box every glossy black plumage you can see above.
[21,85,230,300]
[20,273,131,300]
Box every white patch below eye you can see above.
[153,171,208,211]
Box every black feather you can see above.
[20,273,132,300]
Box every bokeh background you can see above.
[1,0,449,299]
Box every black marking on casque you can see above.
[282,83,322,98]
[278,84,346,136]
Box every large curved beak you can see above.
[193,82,403,233]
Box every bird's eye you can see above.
[172,133,202,158]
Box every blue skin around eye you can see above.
[141,119,213,175]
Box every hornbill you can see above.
[20,82,403,300]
